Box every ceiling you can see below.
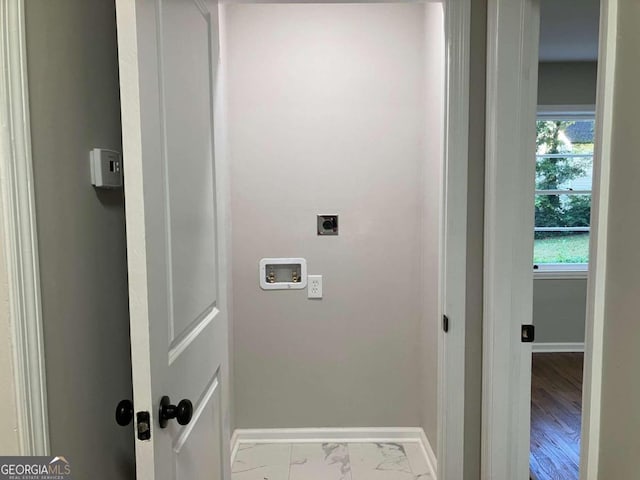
[539,0,600,62]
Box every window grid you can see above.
[534,116,595,271]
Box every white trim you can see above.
[232,427,427,443]
[534,227,590,232]
[534,190,591,195]
[532,343,585,354]
[535,154,593,160]
[537,105,597,118]
[230,428,437,479]
[419,428,437,476]
[580,1,617,479]
[534,263,589,279]
[230,429,240,466]
[0,0,50,455]
[438,1,470,479]
[482,0,539,478]
[534,271,589,280]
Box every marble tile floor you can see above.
[232,442,433,480]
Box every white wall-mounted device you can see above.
[260,258,307,290]
[90,148,123,189]
[307,275,323,299]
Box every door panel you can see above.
[161,0,218,338]
[173,374,223,480]
[115,0,229,478]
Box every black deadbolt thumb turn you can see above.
[115,400,134,426]
[159,396,193,428]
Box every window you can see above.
[534,114,594,275]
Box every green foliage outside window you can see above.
[535,121,592,236]
[534,119,593,265]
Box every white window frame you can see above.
[534,107,596,279]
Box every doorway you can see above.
[1,0,472,478]
[482,0,608,478]
[531,2,600,479]
[222,2,464,479]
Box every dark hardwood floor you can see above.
[530,352,584,480]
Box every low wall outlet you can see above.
[308,275,322,299]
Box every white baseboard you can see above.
[230,429,240,466]
[230,427,437,478]
[532,342,585,353]
[418,428,437,476]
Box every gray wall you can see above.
[227,3,441,438]
[533,279,587,343]
[538,62,598,106]
[25,1,134,477]
[598,2,640,475]
[464,0,487,477]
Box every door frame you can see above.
[0,0,50,456]
[579,0,618,478]
[482,0,617,478]
[439,0,471,479]
[2,0,472,475]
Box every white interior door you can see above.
[115,1,230,478]
[483,0,540,478]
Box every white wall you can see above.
[24,0,134,477]
[420,1,444,448]
[597,2,640,475]
[227,2,442,439]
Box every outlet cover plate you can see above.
[307,275,323,299]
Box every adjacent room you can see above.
[530,1,600,478]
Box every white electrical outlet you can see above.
[307,275,323,299]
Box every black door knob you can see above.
[115,400,134,426]
[159,396,193,428]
